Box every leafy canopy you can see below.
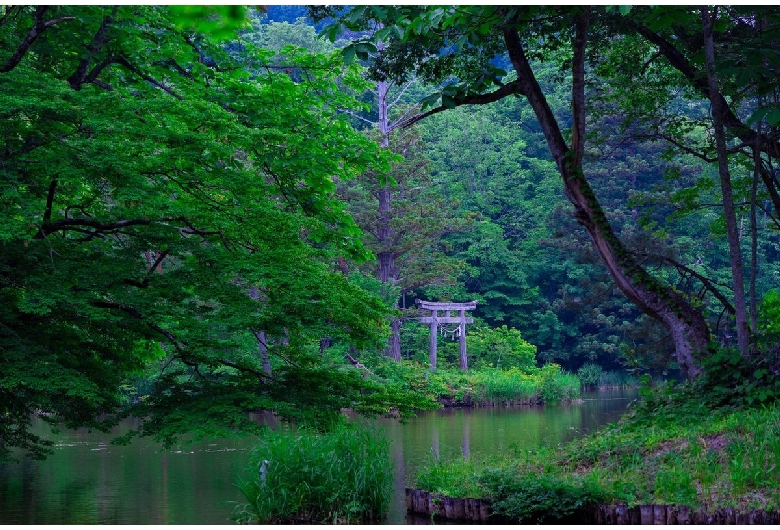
[0,5,431,461]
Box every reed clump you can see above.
[429,364,580,406]
[234,424,392,524]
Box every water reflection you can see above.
[0,389,635,525]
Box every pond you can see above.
[0,388,636,524]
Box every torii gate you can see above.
[416,299,477,371]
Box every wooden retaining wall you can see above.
[405,488,780,524]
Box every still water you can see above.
[0,389,635,524]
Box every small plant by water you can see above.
[234,423,393,524]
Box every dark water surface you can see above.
[0,389,635,524]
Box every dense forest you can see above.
[2,6,780,504]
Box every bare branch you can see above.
[217,358,269,379]
[570,7,590,167]
[387,79,413,110]
[42,178,57,223]
[340,108,377,127]
[38,218,153,239]
[388,104,421,132]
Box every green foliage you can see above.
[370,361,579,407]
[468,325,537,370]
[470,369,539,406]
[688,347,780,408]
[168,6,251,39]
[538,366,581,404]
[0,5,417,461]
[414,389,780,515]
[599,370,639,388]
[760,289,780,339]
[413,453,492,499]
[577,363,604,388]
[234,424,393,524]
[481,469,608,523]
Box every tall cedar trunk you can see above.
[502,11,709,379]
[377,79,402,361]
[701,7,751,356]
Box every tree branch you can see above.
[660,256,735,314]
[115,56,183,100]
[37,218,153,239]
[68,11,116,90]
[399,79,525,129]
[630,19,780,162]
[339,108,377,127]
[217,358,269,380]
[0,7,75,73]
[42,178,57,224]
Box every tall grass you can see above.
[540,370,580,403]
[598,370,638,388]
[471,368,538,405]
[234,424,393,524]
[427,365,580,406]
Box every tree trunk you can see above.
[502,11,709,379]
[376,79,402,361]
[389,317,402,361]
[255,329,272,376]
[750,142,761,336]
[701,7,750,357]
[249,286,272,376]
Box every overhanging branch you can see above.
[398,79,525,129]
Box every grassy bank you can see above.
[372,361,581,407]
[413,383,780,523]
[430,365,580,406]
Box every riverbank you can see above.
[411,384,780,523]
[405,488,780,524]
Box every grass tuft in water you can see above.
[234,423,392,524]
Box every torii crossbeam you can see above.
[416,300,477,370]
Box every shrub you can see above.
[234,424,393,524]
[539,365,580,404]
[480,468,607,523]
[469,325,537,371]
[577,363,603,389]
[414,453,489,499]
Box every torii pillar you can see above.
[416,300,477,371]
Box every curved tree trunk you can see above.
[502,11,709,379]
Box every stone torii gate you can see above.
[416,299,477,370]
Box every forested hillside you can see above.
[3,5,780,465]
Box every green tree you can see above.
[319,5,780,379]
[0,5,430,462]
